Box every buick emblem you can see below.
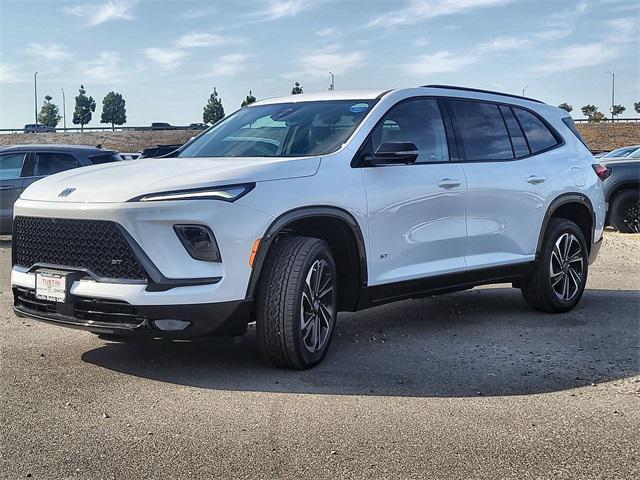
[58,187,76,198]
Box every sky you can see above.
[0,0,638,129]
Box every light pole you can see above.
[329,72,335,91]
[34,72,38,128]
[522,85,528,96]
[606,71,615,122]
[60,88,66,131]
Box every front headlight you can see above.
[128,183,254,202]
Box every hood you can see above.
[21,156,321,203]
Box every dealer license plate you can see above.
[35,270,68,303]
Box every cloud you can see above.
[406,50,477,75]
[0,63,22,84]
[212,53,249,76]
[258,0,313,20]
[367,0,511,28]
[476,36,526,53]
[143,48,187,69]
[414,37,430,47]
[181,5,217,19]
[26,43,72,61]
[295,46,366,78]
[80,51,124,83]
[535,1,588,41]
[405,35,524,75]
[174,32,243,48]
[63,0,135,27]
[531,43,620,74]
[316,27,336,38]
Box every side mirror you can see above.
[369,142,419,166]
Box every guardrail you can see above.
[574,118,640,123]
[0,126,201,134]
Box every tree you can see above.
[100,91,127,131]
[203,87,225,124]
[558,102,573,113]
[611,104,625,118]
[38,95,61,128]
[635,101,640,114]
[291,81,303,95]
[581,104,598,121]
[72,85,96,132]
[591,111,606,123]
[241,90,256,107]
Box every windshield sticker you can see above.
[349,103,370,113]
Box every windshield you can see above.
[179,100,377,158]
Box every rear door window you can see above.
[0,153,26,180]
[513,108,559,153]
[448,100,514,161]
[33,153,78,176]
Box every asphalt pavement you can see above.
[1,232,638,479]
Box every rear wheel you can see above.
[256,236,337,369]
[610,189,640,233]
[521,219,588,313]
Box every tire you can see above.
[521,218,588,313]
[255,236,338,369]
[610,189,640,234]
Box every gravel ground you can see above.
[1,232,638,479]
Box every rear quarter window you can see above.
[88,153,122,164]
[513,108,560,153]
[561,117,588,148]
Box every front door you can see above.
[359,98,467,286]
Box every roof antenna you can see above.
[95,136,108,149]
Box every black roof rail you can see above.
[421,84,545,104]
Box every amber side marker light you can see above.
[249,239,261,267]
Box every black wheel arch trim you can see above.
[536,193,595,257]
[245,206,368,300]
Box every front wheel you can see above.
[256,236,337,369]
[521,219,588,313]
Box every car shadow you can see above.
[82,287,639,397]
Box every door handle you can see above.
[437,178,462,189]
[526,175,546,185]
[0,185,16,191]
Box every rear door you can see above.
[0,152,27,233]
[359,97,468,286]
[447,99,561,269]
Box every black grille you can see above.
[13,216,147,281]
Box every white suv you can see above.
[11,86,605,369]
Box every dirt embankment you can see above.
[0,130,196,152]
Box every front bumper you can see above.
[13,286,252,338]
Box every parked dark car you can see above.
[0,144,122,234]
[23,124,55,133]
[188,123,208,130]
[600,145,640,160]
[150,122,174,130]
[600,151,640,233]
[138,144,183,159]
